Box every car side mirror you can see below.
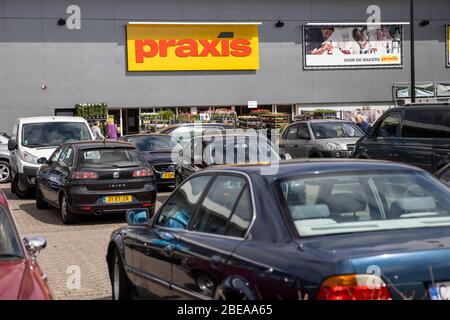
[7,138,17,151]
[37,157,48,165]
[126,209,149,226]
[23,236,47,259]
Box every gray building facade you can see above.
[0,0,449,132]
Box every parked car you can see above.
[8,116,94,198]
[353,105,450,174]
[279,119,364,159]
[0,133,11,183]
[175,132,283,185]
[120,134,182,187]
[35,141,157,224]
[107,159,450,300]
[159,123,234,144]
[0,190,51,299]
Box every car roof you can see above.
[293,119,353,124]
[17,116,88,124]
[64,140,135,150]
[122,133,171,138]
[385,104,450,111]
[204,159,425,179]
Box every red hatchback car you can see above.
[0,190,51,300]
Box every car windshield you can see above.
[202,136,281,165]
[278,171,450,237]
[79,148,143,168]
[310,122,364,139]
[0,207,22,259]
[126,136,180,152]
[22,122,91,147]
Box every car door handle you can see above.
[210,255,224,266]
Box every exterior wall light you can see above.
[275,20,284,28]
[57,18,66,26]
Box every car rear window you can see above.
[79,148,143,168]
[277,171,450,237]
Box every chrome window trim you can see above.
[153,170,257,240]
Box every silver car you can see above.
[0,132,11,183]
[279,119,364,159]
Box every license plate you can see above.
[429,281,450,300]
[161,172,175,179]
[103,195,132,204]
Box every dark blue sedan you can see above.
[107,160,450,300]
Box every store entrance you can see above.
[123,108,140,135]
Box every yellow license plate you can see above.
[162,172,175,179]
[103,195,132,204]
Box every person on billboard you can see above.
[352,27,377,54]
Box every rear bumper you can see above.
[66,182,157,215]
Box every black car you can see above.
[120,134,181,187]
[35,141,157,224]
[107,160,450,300]
[353,105,450,173]
[175,132,282,185]
[159,123,234,144]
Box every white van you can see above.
[8,116,94,198]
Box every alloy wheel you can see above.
[0,163,10,182]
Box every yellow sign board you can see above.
[126,23,260,71]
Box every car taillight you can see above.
[316,274,392,300]
[71,171,98,180]
[132,169,153,177]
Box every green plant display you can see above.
[75,102,108,120]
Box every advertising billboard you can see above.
[303,24,403,70]
[126,23,260,71]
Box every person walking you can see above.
[91,120,105,140]
[355,114,369,133]
[106,119,119,140]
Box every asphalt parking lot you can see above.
[0,183,172,300]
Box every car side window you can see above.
[156,175,212,230]
[439,168,450,186]
[298,123,310,139]
[401,110,435,138]
[50,147,63,163]
[284,126,298,140]
[374,112,401,138]
[433,110,450,139]
[190,175,250,237]
[59,147,74,167]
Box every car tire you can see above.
[59,193,78,225]
[14,173,31,199]
[112,249,132,300]
[0,160,11,184]
[36,186,48,209]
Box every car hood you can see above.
[22,146,56,160]
[0,259,49,300]
[141,151,177,164]
[299,227,450,299]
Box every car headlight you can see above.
[326,142,342,151]
[22,151,38,164]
